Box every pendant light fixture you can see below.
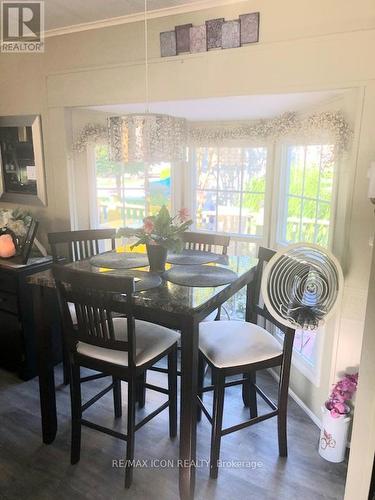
[108,0,187,164]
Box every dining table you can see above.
[27,251,257,500]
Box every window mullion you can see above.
[238,147,245,235]
[215,147,219,232]
[313,146,323,243]
[299,146,308,241]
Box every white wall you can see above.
[0,0,374,425]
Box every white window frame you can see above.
[186,140,274,251]
[273,141,339,251]
[269,139,339,386]
[86,138,339,387]
[87,142,180,230]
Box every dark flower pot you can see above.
[146,244,167,272]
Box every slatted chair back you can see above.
[53,264,136,369]
[48,229,116,263]
[182,231,230,255]
[248,246,291,335]
[16,218,39,264]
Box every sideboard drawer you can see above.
[0,271,17,293]
[0,290,18,314]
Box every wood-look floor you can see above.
[0,365,347,500]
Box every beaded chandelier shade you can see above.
[108,114,187,164]
[107,0,187,164]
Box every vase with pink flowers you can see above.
[118,206,192,272]
[319,372,358,463]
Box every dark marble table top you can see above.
[27,255,257,315]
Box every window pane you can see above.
[218,148,242,190]
[97,189,122,228]
[288,146,304,195]
[303,146,321,198]
[196,147,217,189]
[94,145,171,229]
[281,144,335,247]
[194,146,267,238]
[300,329,317,363]
[320,145,335,201]
[217,192,240,233]
[123,163,145,189]
[243,147,267,192]
[301,199,317,242]
[149,163,171,213]
[316,222,330,247]
[241,193,264,236]
[286,197,301,242]
[123,189,146,227]
[196,190,217,231]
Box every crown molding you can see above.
[45,0,245,38]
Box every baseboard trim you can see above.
[267,368,322,429]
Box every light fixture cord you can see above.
[144,0,149,113]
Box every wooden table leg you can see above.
[179,317,199,500]
[33,285,57,444]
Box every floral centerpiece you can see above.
[118,206,192,271]
[0,208,32,258]
[325,372,358,418]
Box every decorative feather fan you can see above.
[261,243,344,330]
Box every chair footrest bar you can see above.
[143,382,169,395]
[81,384,114,412]
[200,377,253,394]
[134,401,169,432]
[197,397,213,424]
[148,366,168,374]
[224,378,248,389]
[81,418,127,441]
[254,384,278,411]
[221,410,278,436]
[201,384,215,393]
[148,366,181,377]
[80,373,109,383]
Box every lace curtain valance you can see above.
[73,111,351,155]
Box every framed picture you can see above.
[0,115,47,206]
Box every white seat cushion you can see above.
[199,321,283,369]
[77,318,179,367]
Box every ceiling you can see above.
[44,0,215,32]
[84,90,349,122]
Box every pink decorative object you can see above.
[178,208,190,222]
[325,373,358,418]
[0,234,16,258]
[143,217,155,234]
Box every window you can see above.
[273,143,336,381]
[192,145,268,256]
[190,145,269,319]
[92,144,171,229]
[189,141,337,383]
[279,144,336,248]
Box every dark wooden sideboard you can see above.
[0,257,62,380]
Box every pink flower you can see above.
[143,218,154,234]
[325,372,358,418]
[178,208,190,222]
[334,403,348,414]
[330,408,340,418]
